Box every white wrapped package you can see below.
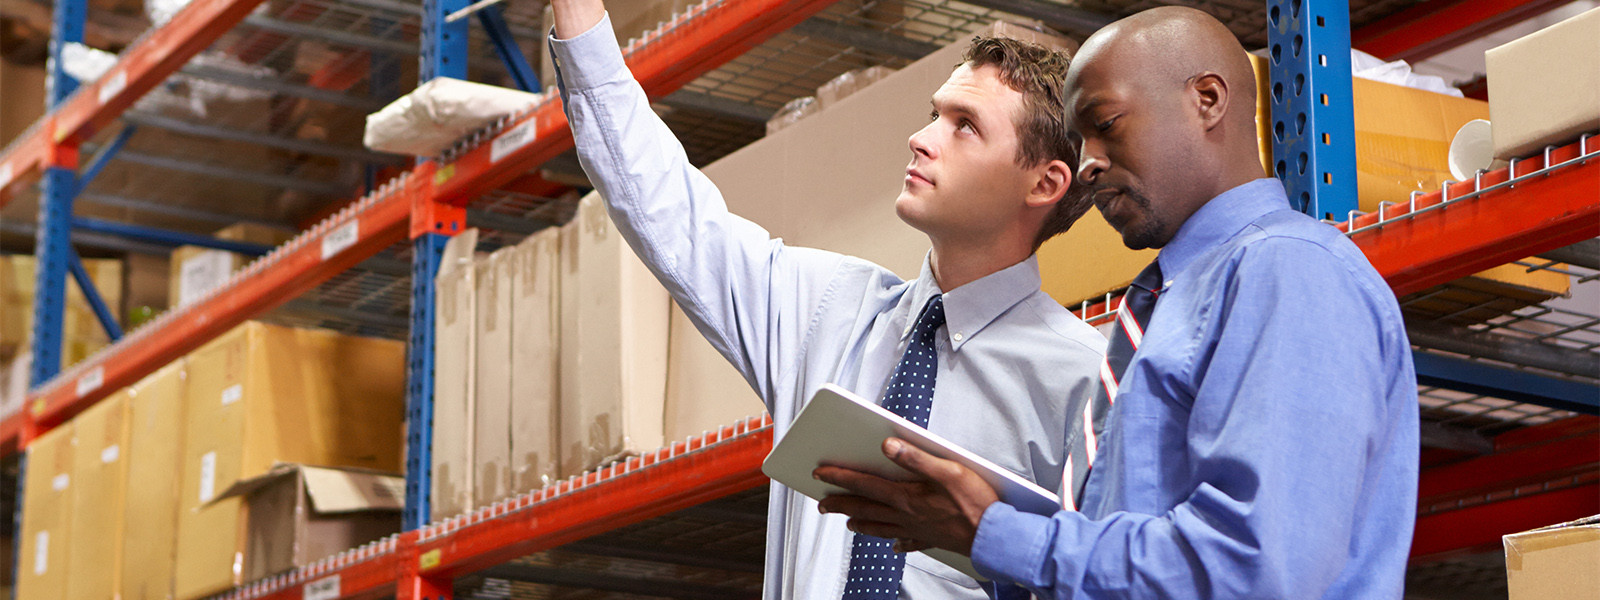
[364,77,542,157]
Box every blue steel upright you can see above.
[421,0,472,81]
[1267,0,1358,221]
[404,232,452,530]
[47,0,86,104]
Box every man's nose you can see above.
[909,123,936,160]
[1077,142,1108,185]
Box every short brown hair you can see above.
[961,35,1093,250]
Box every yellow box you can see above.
[18,425,74,600]
[120,362,187,600]
[66,390,133,600]
[1,255,123,366]
[173,322,405,600]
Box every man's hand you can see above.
[551,0,606,39]
[814,438,1000,555]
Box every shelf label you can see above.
[52,474,68,491]
[220,384,243,406]
[419,549,441,570]
[33,532,47,576]
[101,444,120,464]
[198,452,217,503]
[0,162,12,189]
[76,366,105,398]
[304,575,340,600]
[98,70,127,105]
[322,221,359,260]
[491,121,536,163]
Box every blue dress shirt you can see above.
[971,179,1420,599]
[550,14,1107,600]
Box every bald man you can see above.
[817,7,1419,598]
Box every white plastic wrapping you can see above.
[1350,48,1463,97]
[363,77,542,157]
[60,42,118,84]
[765,96,819,136]
[146,0,192,27]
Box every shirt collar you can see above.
[901,252,1043,352]
[1157,178,1291,285]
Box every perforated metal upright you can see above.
[1267,0,1358,221]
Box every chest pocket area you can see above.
[1106,391,1188,514]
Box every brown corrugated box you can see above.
[510,229,561,492]
[66,390,133,600]
[558,194,669,477]
[210,463,403,582]
[173,321,405,600]
[1,58,47,148]
[1504,514,1599,600]
[1486,7,1600,161]
[120,361,188,600]
[167,223,296,308]
[1,255,124,366]
[663,301,764,442]
[18,424,74,600]
[431,229,478,521]
[474,247,515,507]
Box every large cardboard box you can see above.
[509,229,560,492]
[211,464,403,582]
[663,301,765,442]
[1,255,125,366]
[18,425,74,600]
[558,194,669,477]
[431,229,478,521]
[1486,8,1600,161]
[1504,515,1599,600]
[1,58,47,148]
[120,362,188,600]
[174,322,405,600]
[66,390,133,600]
[167,224,296,308]
[474,247,514,507]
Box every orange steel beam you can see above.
[414,418,772,578]
[228,542,403,600]
[14,178,414,434]
[0,0,269,205]
[1411,481,1598,560]
[1339,139,1600,298]
[431,0,837,205]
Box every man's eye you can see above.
[929,110,939,122]
[1096,117,1118,132]
[958,120,975,134]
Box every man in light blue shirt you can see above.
[818,7,1419,599]
[548,1,1108,598]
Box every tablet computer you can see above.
[762,382,1063,579]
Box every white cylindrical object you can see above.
[1448,119,1510,180]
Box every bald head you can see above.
[1062,6,1265,250]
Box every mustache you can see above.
[1090,185,1152,210]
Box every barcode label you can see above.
[491,121,536,163]
[98,70,126,104]
[33,531,47,575]
[52,474,68,491]
[304,575,341,600]
[101,444,120,464]
[199,452,217,503]
[76,366,105,397]
[322,221,359,260]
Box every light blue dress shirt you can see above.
[550,14,1108,600]
[971,178,1420,599]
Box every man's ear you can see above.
[1026,159,1073,208]
[1192,72,1229,131]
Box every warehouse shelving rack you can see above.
[0,0,1595,597]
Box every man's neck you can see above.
[928,238,1032,292]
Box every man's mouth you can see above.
[906,167,932,186]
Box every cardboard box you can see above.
[664,301,765,442]
[1504,515,1599,600]
[125,252,172,316]
[558,194,669,477]
[174,322,405,600]
[169,247,243,308]
[18,425,74,600]
[120,362,188,600]
[474,247,514,507]
[66,390,133,600]
[2,255,125,366]
[1487,8,1600,161]
[509,229,560,493]
[211,464,403,582]
[1,58,47,148]
[214,224,296,247]
[431,229,478,521]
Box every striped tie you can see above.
[1063,260,1162,509]
[842,295,945,600]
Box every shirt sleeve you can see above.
[549,14,848,409]
[970,236,1411,599]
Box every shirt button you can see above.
[952,332,964,342]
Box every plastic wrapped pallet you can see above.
[18,424,74,600]
[816,67,897,109]
[474,247,514,508]
[66,390,133,600]
[765,96,819,136]
[364,78,541,157]
[510,229,561,492]
[558,194,669,477]
[120,362,187,600]
[1486,7,1600,160]
[431,229,478,521]
[173,322,405,600]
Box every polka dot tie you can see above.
[842,295,945,600]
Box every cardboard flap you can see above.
[301,466,405,514]
[209,463,302,505]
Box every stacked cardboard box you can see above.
[509,229,561,492]
[17,426,75,600]
[168,224,297,308]
[120,362,188,600]
[66,390,133,600]
[431,230,478,521]
[211,464,404,583]
[1,255,125,367]
[174,321,405,600]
